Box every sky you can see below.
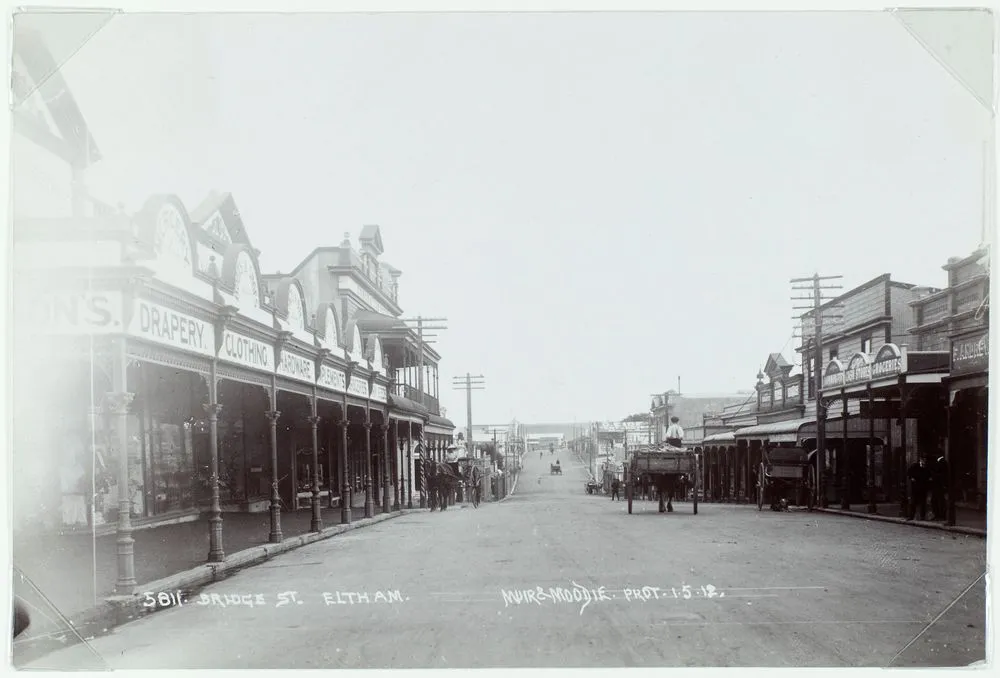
[17,8,994,425]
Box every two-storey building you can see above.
[909,249,990,514]
[800,274,950,511]
[276,229,457,469]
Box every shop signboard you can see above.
[19,290,124,335]
[129,299,214,356]
[843,352,873,387]
[318,364,347,393]
[786,381,801,402]
[277,349,315,384]
[348,377,370,398]
[950,330,989,377]
[871,343,906,381]
[759,387,772,409]
[371,383,388,403]
[772,381,783,407]
[219,330,273,372]
[822,359,845,390]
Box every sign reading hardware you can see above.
[130,299,214,356]
[822,359,845,390]
[277,350,314,384]
[318,365,347,392]
[219,330,273,371]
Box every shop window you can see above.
[861,336,872,354]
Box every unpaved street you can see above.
[24,450,986,669]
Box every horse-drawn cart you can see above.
[756,446,814,511]
[585,480,602,494]
[550,463,562,475]
[625,444,699,515]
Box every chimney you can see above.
[341,232,351,248]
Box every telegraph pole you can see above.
[401,316,448,406]
[452,373,485,455]
[792,274,843,509]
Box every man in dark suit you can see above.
[907,457,929,521]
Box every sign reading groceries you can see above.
[129,299,214,356]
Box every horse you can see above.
[427,462,462,511]
[651,474,688,513]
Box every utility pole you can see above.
[401,316,448,407]
[452,373,485,456]
[792,274,844,510]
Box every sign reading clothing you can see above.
[130,299,214,356]
[219,330,273,371]
[951,331,989,377]
[277,350,314,384]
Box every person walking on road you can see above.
[611,477,620,501]
[907,457,929,521]
[666,417,684,448]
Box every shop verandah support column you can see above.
[266,408,283,543]
[205,399,225,563]
[339,415,352,525]
[309,411,323,533]
[840,389,850,511]
[363,417,374,519]
[867,385,876,514]
[408,422,417,509]
[898,380,910,519]
[107,389,136,593]
[381,422,392,514]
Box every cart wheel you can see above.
[757,463,765,511]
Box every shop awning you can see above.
[354,309,410,332]
[427,414,455,429]
[735,417,814,443]
[702,431,736,444]
[388,394,429,421]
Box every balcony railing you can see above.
[395,384,440,416]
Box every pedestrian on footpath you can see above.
[611,477,620,501]
[907,456,929,521]
[931,448,949,522]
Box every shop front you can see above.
[817,344,949,513]
[946,328,989,515]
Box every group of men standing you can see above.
[906,452,950,522]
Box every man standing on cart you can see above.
[666,417,684,448]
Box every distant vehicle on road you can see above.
[550,462,562,475]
